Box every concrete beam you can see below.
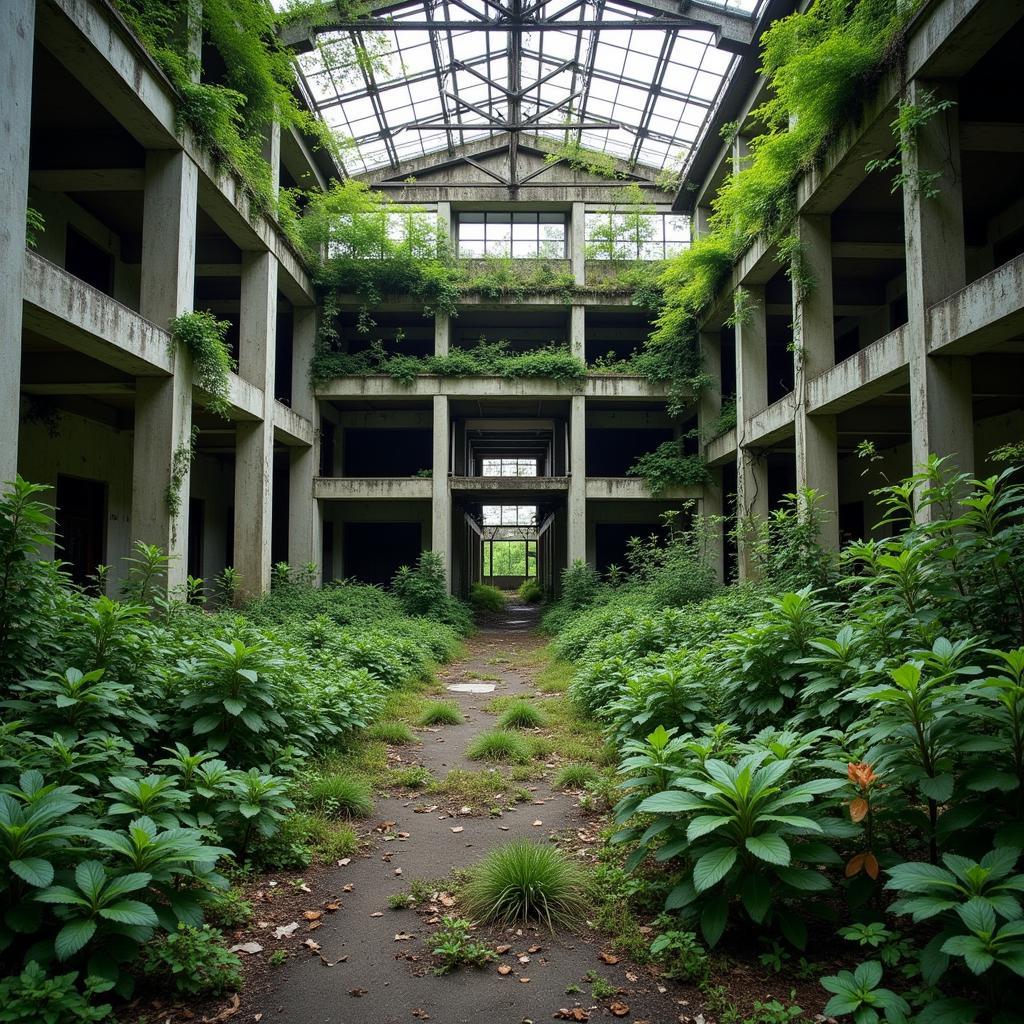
[584,477,702,500]
[315,374,669,400]
[807,326,910,414]
[928,253,1024,356]
[23,252,173,375]
[273,401,314,447]
[315,477,433,501]
[451,476,569,493]
[706,426,737,466]
[29,168,145,191]
[747,394,796,447]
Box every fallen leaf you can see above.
[273,922,299,940]
[528,945,542,954]
[497,964,513,975]
[496,944,512,954]
[298,882,311,893]
[395,868,403,875]
[200,993,240,1023]
[229,942,263,955]
[349,988,368,997]
[625,971,638,983]
[412,1010,431,1020]
[519,977,530,983]
[304,910,322,921]
[532,820,543,827]
[395,932,415,941]
[599,952,621,965]
[338,858,352,866]
[326,900,342,910]
[303,938,321,951]
[439,893,455,907]
[609,1002,630,1017]
[553,1011,590,1022]
[450,826,464,833]
[518,955,531,964]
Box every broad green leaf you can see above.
[741,872,771,923]
[686,815,732,842]
[222,698,245,716]
[99,900,159,926]
[853,959,883,989]
[9,857,53,888]
[919,774,954,802]
[192,714,222,735]
[692,846,737,893]
[745,834,790,866]
[55,918,97,960]
[700,891,728,947]
[637,791,705,815]
[75,860,107,899]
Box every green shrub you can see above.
[0,962,112,1023]
[418,700,463,726]
[554,763,600,790]
[140,924,242,996]
[203,887,254,929]
[561,559,601,611]
[518,579,543,603]
[430,916,497,974]
[470,583,506,612]
[496,699,546,730]
[462,840,585,928]
[304,773,374,818]
[392,551,473,631]
[366,720,417,745]
[465,730,531,764]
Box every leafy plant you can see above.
[0,961,112,1023]
[626,441,710,497]
[304,772,374,818]
[140,923,242,995]
[819,961,910,1024]
[430,916,496,974]
[470,583,506,612]
[169,312,234,418]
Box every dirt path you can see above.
[223,601,694,1024]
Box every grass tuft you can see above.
[366,720,417,745]
[462,840,585,929]
[496,699,546,730]
[465,729,531,764]
[305,773,374,818]
[418,700,463,726]
[387,765,433,789]
[554,763,600,790]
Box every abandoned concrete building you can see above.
[3,0,1023,600]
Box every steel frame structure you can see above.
[282,0,764,178]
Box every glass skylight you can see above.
[282,0,762,176]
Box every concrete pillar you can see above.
[697,330,724,581]
[902,80,973,487]
[568,395,586,564]
[261,121,281,201]
[434,313,450,357]
[793,213,839,549]
[288,306,319,577]
[133,150,198,589]
[432,395,451,589]
[1,0,34,486]
[734,284,768,580]
[570,201,586,284]
[694,204,712,239]
[233,251,277,599]
[570,305,585,361]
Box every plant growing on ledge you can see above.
[544,140,624,180]
[627,441,710,497]
[170,310,234,417]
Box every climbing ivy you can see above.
[626,441,711,497]
[170,310,234,418]
[544,140,624,179]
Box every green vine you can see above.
[166,424,199,527]
[544,140,624,179]
[25,208,44,248]
[170,310,234,418]
[626,441,711,497]
[865,88,957,199]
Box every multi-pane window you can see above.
[481,458,538,477]
[482,505,537,527]
[585,212,690,261]
[458,212,567,258]
[485,540,537,577]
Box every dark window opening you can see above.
[55,475,107,588]
[65,227,114,296]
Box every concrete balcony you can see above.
[585,477,703,500]
[315,374,669,400]
[314,477,433,500]
[449,475,569,495]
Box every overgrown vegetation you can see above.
[169,311,234,417]
[0,476,465,1016]
[543,458,1024,1022]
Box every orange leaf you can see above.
[845,853,866,877]
[849,797,869,823]
[864,853,880,880]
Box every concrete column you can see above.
[793,213,839,549]
[570,201,586,284]
[133,150,198,589]
[568,395,586,564]
[1,0,34,485]
[288,306,319,577]
[233,251,277,599]
[434,202,452,357]
[697,330,724,581]
[261,121,281,201]
[902,80,972,486]
[734,284,768,580]
[694,204,712,239]
[570,305,585,361]
[431,395,451,589]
